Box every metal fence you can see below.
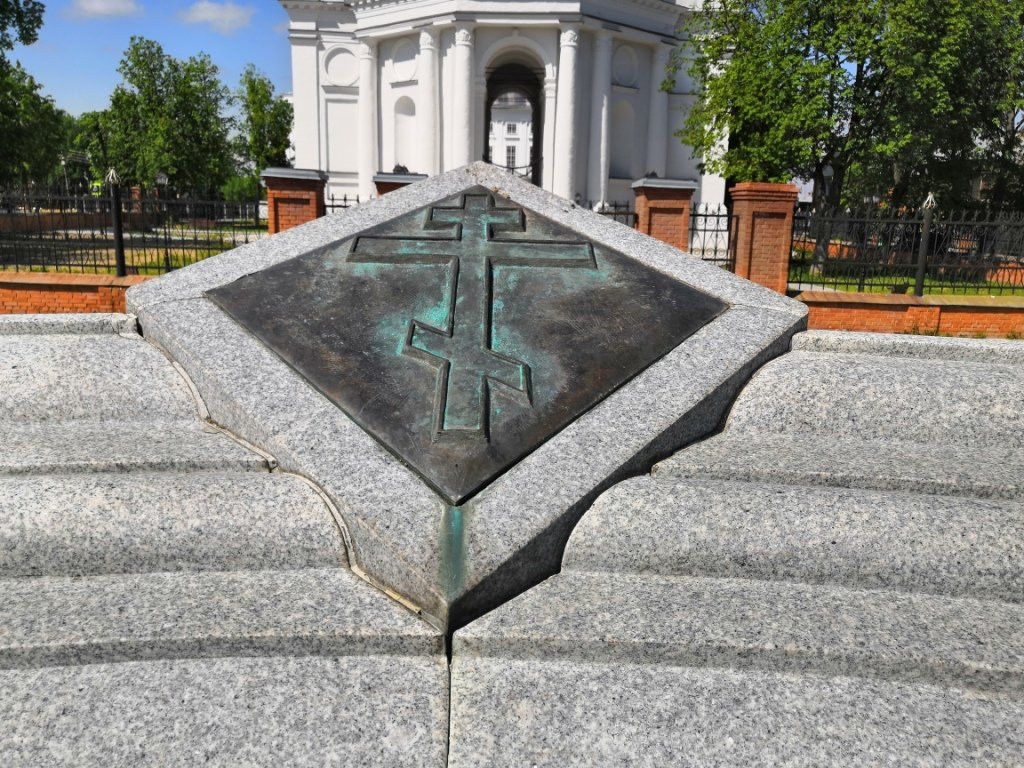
[326,193,360,213]
[0,192,266,276]
[582,200,638,228]
[689,203,736,271]
[790,207,1024,295]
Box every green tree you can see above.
[0,63,64,191]
[100,37,233,196]
[0,0,43,69]
[679,0,1024,209]
[236,64,293,181]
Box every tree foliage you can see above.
[679,0,1024,209]
[93,37,234,196]
[0,0,43,69]
[0,63,64,190]
[236,64,293,182]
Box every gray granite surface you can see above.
[0,567,440,667]
[0,312,138,335]
[565,477,1024,602]
[652,432,1024,499]
[0,422,268,475]
[0,332,196,423]
[449,659,1024,767]
[0,654,449,767]
[0,472,346,577]
[127,162,807,628]
[725,351,1024,448]
[455,571,1024,692]
[793,328,1024,363]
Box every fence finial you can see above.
[922,192,937,210]
[104,168,121,186]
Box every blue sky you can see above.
[11,0,292,117]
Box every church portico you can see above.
[280,0,722,207]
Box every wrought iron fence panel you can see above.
[689,203,736,272]
[789,207,1024,295]
[0,193,265,275]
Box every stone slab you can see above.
[0,472,346,577]
[0,333,197,424]
[565,477,1024,603]
[725,351,1024,448]
[792,329,1024,363]
[448,658,1024,767]
[454,571,1024,692]
[0,567,440,668]
[0,422,268,475]
[127,162,807,629]
[0,654,448,768]
[0,313,137,336]
[653,432,1024,499]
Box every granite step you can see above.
[0,332,198,424]
[0,472,346,577]
[454,571,1024,693]
[792,328,1024,364]
[1,654,449,768]
[0,567,441,669]
[449,657,1024,767]
[652,432,1024,499]
[723,350,1024,449]
[0,313,137,336]
[565,477,1024,602]
[0,422,268,475]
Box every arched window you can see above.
[394,96,417,170]
[609,100,634,179]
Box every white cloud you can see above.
[179,1,254,35]
[68,0,142,17]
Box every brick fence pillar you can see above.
[730,181,799,294]
[631,178,698,251]
[374,172,427,196]
[261,168,328,235]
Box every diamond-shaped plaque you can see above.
[208,187,725,503]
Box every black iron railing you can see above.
[790,207,1024,295]
[0,193,265,275]
[326,193,360,213]
[689,202,736,272]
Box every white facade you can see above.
[280,0,725,207]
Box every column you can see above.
[288,30,321,170]
[452,23,475,167]
[730,182,799,293]
[542,75,557,191]
[418,28,440,176]
[645,43,671,178]
[586,30,613,207]
[357,40,379,199]
[553,24,580,199]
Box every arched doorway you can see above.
[484,63,543,186]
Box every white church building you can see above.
[279,0,724,207]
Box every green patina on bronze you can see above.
[208,187,726,504]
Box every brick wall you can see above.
[730,182,799,294]
[0,272,150,314]
[262,170,327,235]
[798,291,1024,337]
[633,182,696,251]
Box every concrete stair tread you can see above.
[454,571,1024,693]
[0,332,197,424]
[564,476,1024,602]
[0,652,448,767]
[723,350,1024,449]
[0,472,346,577]
[0,421,268,475]
[0,567,441,668]
[652,432,1024,499]
[449,658,1024,767]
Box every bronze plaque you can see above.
[208,187,725,503]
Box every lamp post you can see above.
[106,168,127,278]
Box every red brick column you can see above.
[374,172,427,196]
[730,182,799,294]
[261,168,327,235]
[631,178,697,251]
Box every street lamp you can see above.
[821,164,834,210]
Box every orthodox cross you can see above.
[348,192,597,441]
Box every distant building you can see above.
[279,0,724,207]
